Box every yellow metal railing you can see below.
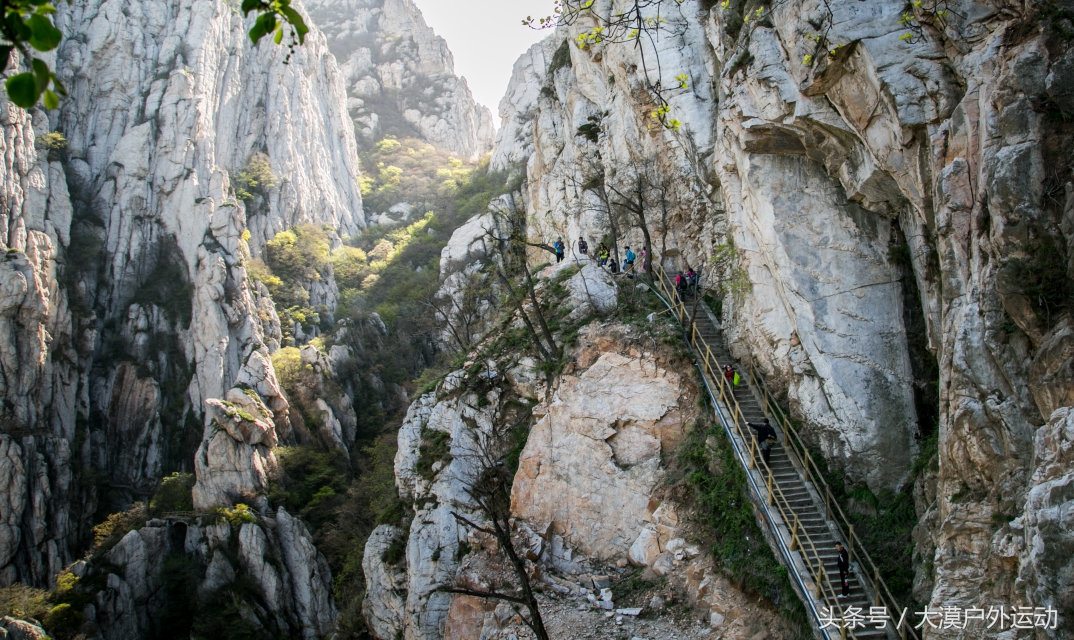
[650,263,919,640]
[740,351,917,639]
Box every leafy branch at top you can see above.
[896,0,960,44]
[1,0,66,109]
[524,0,691,131]
[241,0,308,54]
[1,0,309,109]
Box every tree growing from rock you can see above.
[445,389,549,640]
[481,200,561,367]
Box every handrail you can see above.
[743,355,912,627]
[651,263,919,640]
[642,278,834,640]
[651,268,843,614]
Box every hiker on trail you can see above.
[747,417,777,466]
[675,271,688,299]
[577,236,588,256]
[835,542,851,598]
[640,248,648,273]
[554,237,565,263]
[623,246,636,273]
[723,364,737,386]
[598,243,610,267]
[686,268,697,294]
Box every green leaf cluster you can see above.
[242,0,309,49]
[3,0,310,108]
[234,152,278,201]
[414,427,452,480]
[217,503,257,526]
[1,0,66,108]
[149,472,195,514]
[90,501,149,556]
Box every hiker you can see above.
[723,365,736,386]
[747,417,777,466]
[640,248,648,273]
[553,237,565,263]
[577,236,588,256]
[675,271,688,299]
[598,243,610,267]
[686,268,697,295]
[836,542,851,598]
[623,245,636,273]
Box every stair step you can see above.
[656,278,915,639]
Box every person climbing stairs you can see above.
[649,264,917,640]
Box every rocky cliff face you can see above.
[305,0,495,159]
[0,0,365,632]
[71,508,335,639]
[0,102,79,588]
[478,0,1073,636]
[364,302,800,640]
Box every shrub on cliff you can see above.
[149,472,195,514]
[91,502,149,556]
[0,583,51,621]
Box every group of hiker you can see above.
[674,268,698,299]
[552,235,650,275]
[552,237,700,285]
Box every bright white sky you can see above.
[410,0,555,115]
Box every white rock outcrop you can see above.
[79,511,335,639]
[367,324,700,640]
[511,345,693,561]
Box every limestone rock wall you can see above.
[305,0,495,159]
[510,339,696,562]
[72,509,335,639]
[0,6,364,634]
[494,0,919,494]
[0,100,86,587]
[489,0,1074,635]
[365,321,705,640]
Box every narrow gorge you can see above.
[0,1,1071,639]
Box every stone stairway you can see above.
[679,297,892,640]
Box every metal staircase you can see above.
[646,265,919,640]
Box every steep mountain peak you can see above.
[305,0,495,159]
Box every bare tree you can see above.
[480,204,561,367]
[444,392,549,640]
[425,272,495,352]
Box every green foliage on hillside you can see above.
[265,224,331,283]
[0,583,52,621]
[235,152,279,202]
[358,136,473,213]
[270,445,350,528]
[149,472,195,514]
[248,146,511,637]
[91,502,149,556]
[252,224,333,339]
